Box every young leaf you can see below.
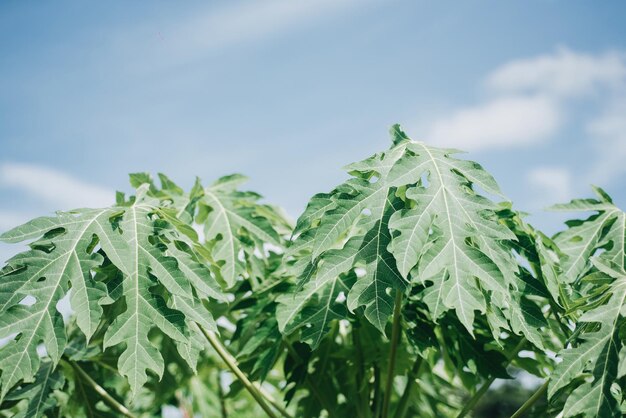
[199,174,285,287]
[551,186,625,282]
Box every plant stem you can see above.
[198,325,279,418]
[382,289,404,418]
[392,356,422,418]
[256,384,294,418]
[510,380,548,418]
[62,359,137,418]
[455,338,526,418]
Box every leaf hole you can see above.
[0,332,19,348]
[420,172,430,188]
[335,292,346,304]
[19,295,36,306]
[36,343,48,358]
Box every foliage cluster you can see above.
[1,126,624,418]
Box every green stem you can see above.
[62,359,137,418]
[392,356,422,418]
[382,289,404,418]
[256,384,293,418]
[199,325,279,418]
[549,302,571,337]
[509,380,548,418]
[455,338,526,418]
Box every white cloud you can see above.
[487,48,626,98]
[113,0,357,69]
[423,48,626,160]
[0,210,30,231]
[425,96,560,151]
[0,163,113,209]
[527,167,573,205]
[586,99,626,185]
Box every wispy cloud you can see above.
[586,99,626,185]
[527,167,573,207]
[0,210,31,232]
[486,48,626,98]
[112,0,358,70]
[426,96,560,151]
[0,163,113,209]
[425,48,626,153]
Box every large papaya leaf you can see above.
[388,139,518,334]
[0,184,223,399]
[548,190,626,418]
[278,125,532,345]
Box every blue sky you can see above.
[1,1,626,262]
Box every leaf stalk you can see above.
[63,359,137,418]
[198,325,280,418]
[509,380,548,418]
[382,289,404,418]
[455,338,526,418]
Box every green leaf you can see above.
[199,175,284,287]
[4,360,64,418]
[279,126,526,344]
[548,191,626,418]
[549,259,625,418]
[278,141,410,342]
[0,208,121,398]
[0,186,223,399]
[388,141,516,335]
[551,186,625,282]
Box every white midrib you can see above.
[204,191,236,282]
[313,278,338,348]
[420,144,467,327]
[371,196,389,330]
[398,188,440,277]
[563,208,619,278]
[551,283,626,396]
[3,210,107,393]
[312,147,410,260]
[130,206,142,389]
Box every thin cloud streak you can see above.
[0,163,114,210]
[486,48,626,98]
[426,96,560,151]
[527,167,573,208]
[586,99,626,186]
[110,0,358,71]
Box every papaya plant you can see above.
[0,125,623,417]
